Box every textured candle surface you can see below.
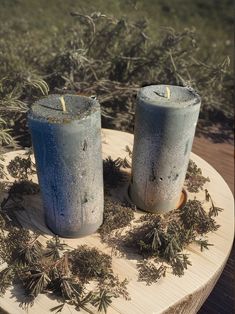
[29,94,99,122]
[139,85,200,107]
[130,85,201,213]
[28,94,103,237]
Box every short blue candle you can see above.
[28,94,103,237]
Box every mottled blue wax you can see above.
[28,94,103,237]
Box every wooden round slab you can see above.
[0,129,234,314]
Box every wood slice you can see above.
[0,129,234,314]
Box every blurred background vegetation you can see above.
[0,0,233,152]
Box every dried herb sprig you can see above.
[179,199,220,234]
[91,290,113,314]
[205,189,223,216]
[0,266,15,296]
[0,153,7,180]
[0,231,129,313]
[21,269,51,299]
[17,237,43,266]
[194,238,214,252]
[45,235,69,261]
[68,245,129,302]
[120,197,221,284]
[99,197,134,241]
[7,152,36,180]
[0,148,224,306]
[137,260,167,285]
[0,228,32,264]
[185,160,210,192]
[0,155,132,313]
[69,245,113,283]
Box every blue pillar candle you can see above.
[130,85,201,213]
[28,94,103,237]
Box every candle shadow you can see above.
[15,193,55,237]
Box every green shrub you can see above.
[0,5,233,178]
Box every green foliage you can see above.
[0,117,14,146]
[0,8,229,296]
[0,3,233,168]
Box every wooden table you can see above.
[192,136,234,314]
[0,129,234,314]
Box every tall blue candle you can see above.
[130,85,201,213]
[28,94,103,237]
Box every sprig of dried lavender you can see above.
[0,150,224,303]
[137,260,166,285]
[185,160,210,192]
[50,303,66,313]
[45,236,69,261]
[0,228,32,264]
[7,152,36,180]
[205,189,223,217]
[0,180,129,314]
[170,253,192,277]
[92,290,113,313]
[121,196,222,282]
[99,197,134,241]
[194,238,213,251]
[21,269,51,299]
[179,199,220,234]
[0,266,14,296]
[17,237,43,266]
[69,245,113,283]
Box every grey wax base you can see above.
[129,184,181,214]
[45,214,103,238]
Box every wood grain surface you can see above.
[192,137,234,314]
[0,129,234,314]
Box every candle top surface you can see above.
[138,85,201,108]
[28,94,99,123]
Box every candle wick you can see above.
[166,87,171,99]
[60,96,67,113]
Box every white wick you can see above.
[60,96,67,112]
[166,87,171,99]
